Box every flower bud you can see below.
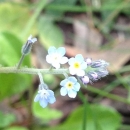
[91,59,109,68]
[22,35,37,55]
[85,58,92,65]
[81,76,89,85]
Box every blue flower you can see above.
[68,54,87,76]
[60,76,80,98]
[34,84,56,108]
[46,46,68,69]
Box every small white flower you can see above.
[46,46,68,69]
[68,54,87,76]
[34,87,56,108]
[60,76,80,98]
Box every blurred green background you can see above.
[0,0,130,130]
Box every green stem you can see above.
[28,82,33,128]
[17,54,25,69]
[78,91,88,130]
[86,85,130,104]
[0,67,68,75]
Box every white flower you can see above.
[68,54,87,76]
[60,76,80,98]
[34,87,56,108]
[46,46,68,69]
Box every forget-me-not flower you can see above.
[68,54,87,76]
[34,84,56,108]
[60,76,80,98]
[46,46,68,69]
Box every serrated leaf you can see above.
[0,32,31,99]
[38,16,64,49]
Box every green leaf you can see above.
[0,2,37,37]
[0,111,16,128]
[32,101,63,122]
[64,104,121,130]
[44,104,121,130]
[38,16,64,49]
[0,32,31,99]
[4,126,28,130]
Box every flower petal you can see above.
[48,96,56,104]
[60,57,68,64]
[34,94,40,102]
[68,76,77,83]
[39,99,48,108]
[46,55,52,64]
[68,90,77,98]
[68,58,75,65]
[57,47,66,56]
[81,62,87,69]
[48,90,55,96]
[52,62,60,69]
[60,87,67,96]
[48,46,56,54]
[76,70,85,76]
[69,67,76,75]
[60,79,68,86]
[73,82,80,91]
[75,54,84,63]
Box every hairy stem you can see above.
[0,67,69,75]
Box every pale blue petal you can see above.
[60,79,68,86]
[60,57,68,64]
[48,46,56,54]
[57,47,65,56]
[60,87,67,96]
[68,76,77,83]
[52,62,60,69]
[69,67,76,75]
[46,55,52,64]
[75,54,84,63]
[73,83,80,91]
[76,70,85,76]
[68,90,77,98]
[39,99,48,108]
[48,90,54,96]
[81,62,87,69]
[34,94,40,102]
[68,58,75,65]
[48,96,56,104]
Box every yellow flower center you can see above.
[74,62,80,69]
[66,82,73,89]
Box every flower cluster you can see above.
[33,45,109,108]
[80,58,109,84]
